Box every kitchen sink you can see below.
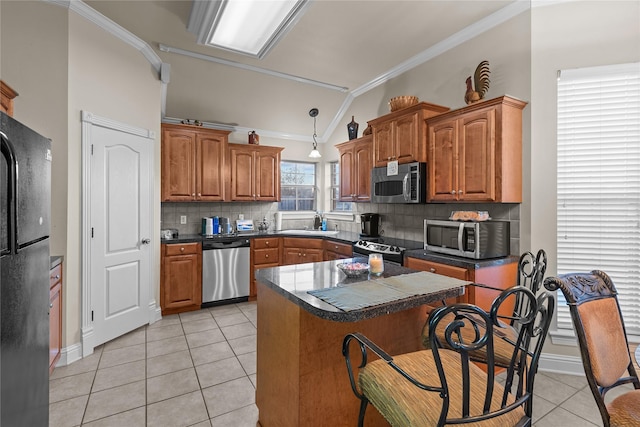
[277,229,339,236]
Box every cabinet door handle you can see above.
[198,193,202,197]
[49,303,53,308]
[51,275,60,280]
[265,254,269,258]
[458,190,463,195]
[142,239,150,244]
[430,268,436,273]
[450,190,456,195]
[180,247,185,252]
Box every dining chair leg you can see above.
[358,399,369,427]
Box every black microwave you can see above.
[424,219,510,259]
[371,162,426,204]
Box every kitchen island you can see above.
[254,259,467,427]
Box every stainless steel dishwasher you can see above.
[202,237,251,306]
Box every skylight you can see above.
[188,0,310,59]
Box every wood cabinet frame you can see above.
[161,124,230,202]
[160,243,202,315]
[229,143,283,201]
[336,135,372,202]
[426,95,527,202]
[368,102,449,167]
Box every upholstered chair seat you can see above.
[343,286,554,427]
[359,348,525,427]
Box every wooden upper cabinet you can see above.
[335,135,372,202]
[427,95,527,203]
[197,132,227,200]
[161,123,229,202]
[229,143,283,201]
[0,80,18,117]
[368,102,449,168]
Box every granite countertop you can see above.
[255,258,466,323]
[160,230,362,245]
[50,255,63,269]
[160,230,424,250]
[404,249,518,269]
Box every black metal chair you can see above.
[343,286,554,427]
[544,270,640,426]
[425,249,548,368]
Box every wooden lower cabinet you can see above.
[282,238,324,266]
[404,256,518,315]
[323,240,353,261]
[161,243,202,315]
[250,237,282,299]
[49,262,63,374]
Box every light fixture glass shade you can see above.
[309,147,321,158]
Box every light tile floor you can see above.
[49,301,623,426]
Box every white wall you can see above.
[1,1,162,352]
[531,0,640,358]
[66,13,161,346]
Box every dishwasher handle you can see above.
[203,238,250,250]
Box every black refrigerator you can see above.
[0,112,51,426]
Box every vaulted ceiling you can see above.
[86,1,523,142]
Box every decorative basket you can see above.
[389,96,419,112]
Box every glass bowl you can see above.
[337,258,370,278]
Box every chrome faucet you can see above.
[313,213,322,230]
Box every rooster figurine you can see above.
[464,60,490,105]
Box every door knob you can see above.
[142,239,150,244]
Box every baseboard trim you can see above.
[56,342,83,368]
[538,352,585,376]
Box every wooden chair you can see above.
[343,287,554,426]
[544,270,640,426]
[425,249,548,368]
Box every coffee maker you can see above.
[360,213,380,237]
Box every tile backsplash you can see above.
[161,202,520,254]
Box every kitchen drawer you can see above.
[406,258,469,280]
[323,240,352,257]
[164,242,200,256]
[283,237,324,249]
[254,248,280,265]
[50,264,62,288]
[253,237,281,250]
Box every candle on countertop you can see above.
[368,254,384,275]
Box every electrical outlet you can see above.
[355,215,361,224]
[238,214,244,220]
[180,215,187,224]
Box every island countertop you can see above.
[255,258,466,323]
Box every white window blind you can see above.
[557,62,640,333]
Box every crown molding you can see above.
[158,44,348,93]
[352,1,531,97]
[45,0,163,73]
[47,0,530,145]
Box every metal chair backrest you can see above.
[427,287,555,424]
[509,249,547,328]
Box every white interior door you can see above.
[83,113,154,350]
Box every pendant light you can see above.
[308,108,321,158]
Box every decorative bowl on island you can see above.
[337,258,370,278]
